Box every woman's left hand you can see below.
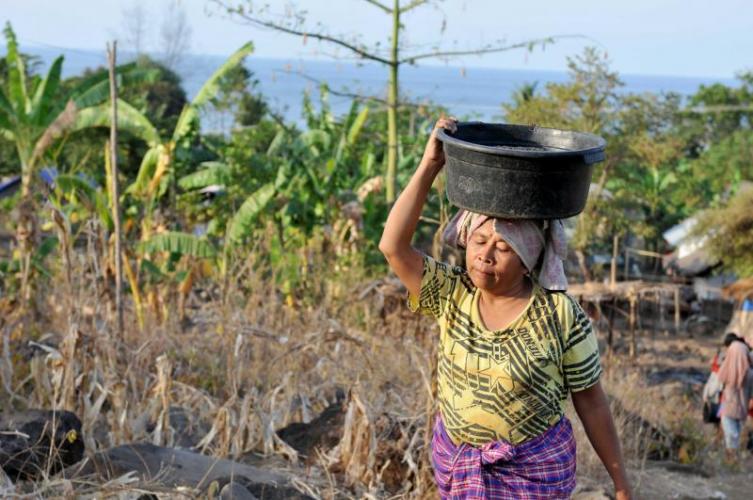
[615,487,632,500]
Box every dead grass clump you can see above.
[2,232,443,497]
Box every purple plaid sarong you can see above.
[431,414,577,499]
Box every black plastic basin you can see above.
[437,122,606,219]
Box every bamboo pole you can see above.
[107,42,124,338]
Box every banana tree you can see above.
[180,90,372,246]
[178,91,376,304]
[76,42,254,239]
[0,23,157,199]
[0,23,157,301]
[66,42,254,324]
[137,230,218,325]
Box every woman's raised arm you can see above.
[379,117,457,297]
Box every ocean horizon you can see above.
[11,45,741,126]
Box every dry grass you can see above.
[0,228,720,498]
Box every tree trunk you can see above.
[385,1,400,203]
[16,149,36,305]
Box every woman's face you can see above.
[465,219,528,293]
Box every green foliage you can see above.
[695,188,753,277]
[172,42,254,143]
[505,47,752,263]
[0,22,157,196]
[51,173,113,231]
[682,72,753,152]
[73,99,162,147]
[208,60,267,127]
[226,182,275,244]
[4,24,753,306]
[177,161,232,190]
[139,231,217,258]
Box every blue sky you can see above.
[2,0,751,78]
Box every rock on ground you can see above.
[63,442,313,499]
[0,409,84,480]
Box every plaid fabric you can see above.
[431,413,576,499]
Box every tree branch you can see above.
[212,1,392,65]
[279,68,426,109]
[400,0,429,13]
[400,35,581,64]
[362,0,393,14]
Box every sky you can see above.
[1,0,751,79]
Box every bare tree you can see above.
[210,0,573,202]
[121,2,150,56]
[160,0,193,70]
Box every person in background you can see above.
[717,333,753,463]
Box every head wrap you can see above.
[717,340,751,389]
[443,210,569,291]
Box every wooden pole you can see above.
[107,42,124,338]
[611,234,619,287]
[629,296,637,358]
[674,287,681,333]
[607,296,617,355]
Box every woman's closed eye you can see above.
[496,242,513,252]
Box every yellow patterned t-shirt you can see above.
[409,255,602,446]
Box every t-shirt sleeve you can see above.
[407,255,461,318]
[561,295,603,392]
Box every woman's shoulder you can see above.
[536,288,590,334]
[539,288,580,312]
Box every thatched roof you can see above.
[723,277,753,302]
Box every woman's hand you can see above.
[616,488,633,500]
[420,116,458,172]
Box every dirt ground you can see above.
[574,326,753,500]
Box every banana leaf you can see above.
[227,182,275,244]
[178,162,232,191]
[139,231,217,258]
[127,145,162,196]
[72,68,160,109]
[29,56,63,127]
[3,23,28,116]
[172,42,254,143]
[54,174,114,230]
[73,99,161,147]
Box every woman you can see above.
[717,333,753,462]
[379,118,631,499]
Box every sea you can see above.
[21,46,740,126]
